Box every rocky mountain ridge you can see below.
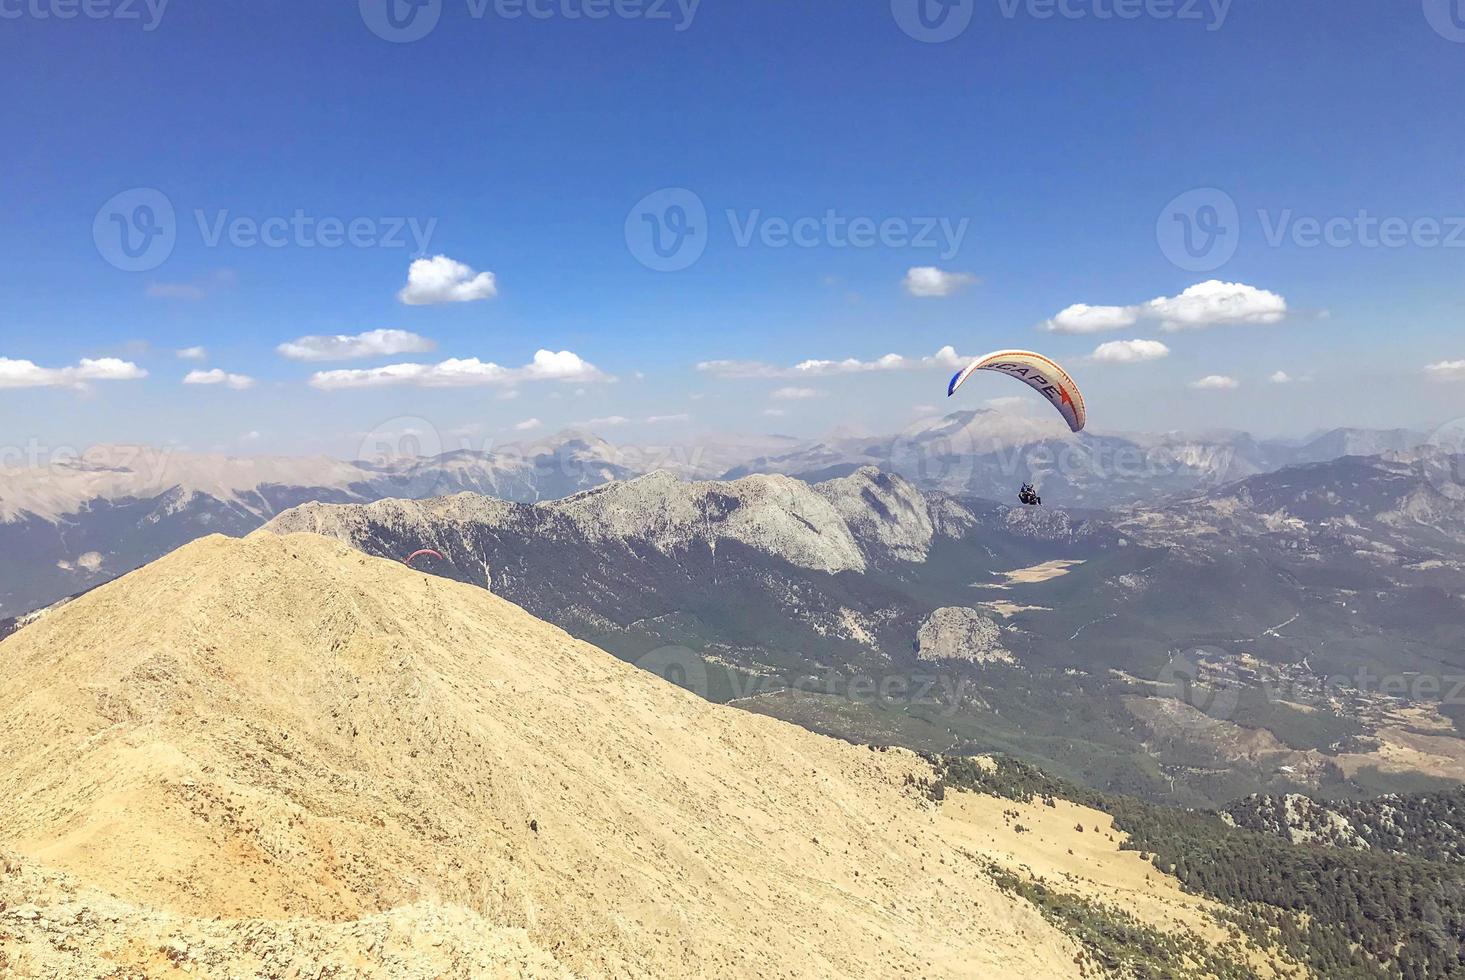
[0,531,1277,978]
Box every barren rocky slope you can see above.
[0,531,1285,978]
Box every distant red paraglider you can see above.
[404,549,445,567]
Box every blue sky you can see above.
[3,0,1464,456]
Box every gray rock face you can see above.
[258,467,1107,671]
[914,608,1012,665]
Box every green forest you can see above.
[923,754,1465,980]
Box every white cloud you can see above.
[397,255,498,305]
[1426,360,1465,382]
[1041,304,1139,334]
[0,357,147,389]
[310,350,610,391]
[1189,375,1240,390]
[913,403,938,413]
[520,349,610,382]
[514,418,543,431]
[1043,281,1288,334]
[1090,339,1171,364]
[1270,371,1292,384]
[584,415,628,427]
[903,267,978,298]
[762,408,787,417]
[771,386,826,400]
[277,329,436,362]
[699,346,968,380]
[1145,281,1288,332]
[984,396,1031,412]
[176,346,208,361]
[183,368,256,390]
[646,413,691,423]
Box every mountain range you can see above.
[0,415,1438,617]
[262,448,1465,805]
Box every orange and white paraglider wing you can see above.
[405,549,445,566]
[947,349,1087,433]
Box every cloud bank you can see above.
[277,329,436,362]
[1044,281,1288,334]
[0,357,147,389]
[309,349,610,390]
[183,369,256,390]
[699,346,968,380]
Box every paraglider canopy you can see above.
[947,349,1087,433]
[405,549,444,566]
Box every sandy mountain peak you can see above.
[0,531,1106,978]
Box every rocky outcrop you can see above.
[915,607,1013,665]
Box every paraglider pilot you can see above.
[1018,483,1041,507]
